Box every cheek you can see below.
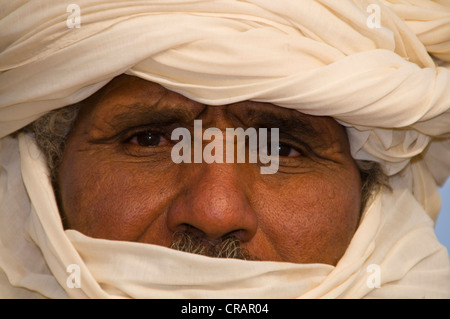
[256,169,361,265]
[58,154,175,243]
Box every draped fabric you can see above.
[0,0,449,298]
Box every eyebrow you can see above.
[233,108,321,140]
[104,101,321,142]
[106,102,203,128]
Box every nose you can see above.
[166,162,258,242]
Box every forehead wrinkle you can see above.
[227,104,321,140]
[155,91,206,122]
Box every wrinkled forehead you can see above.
[77,74,348,145]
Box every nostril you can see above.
[222,229,248,242]
[173,224,247,243]
[176,223,205,238]
[179,224,250,242]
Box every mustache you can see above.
[170,231,259,261]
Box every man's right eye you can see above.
[128,130,169,147]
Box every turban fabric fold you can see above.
[1,0,450,298]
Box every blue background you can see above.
[436,180,450,255]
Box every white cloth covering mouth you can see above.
[0,0,450,298]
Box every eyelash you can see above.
[269,132,311,158]
[119,125,173,150]
[127,130,170,147]
[124,128,310,160]
[276,142,304,157]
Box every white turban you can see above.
[1,0,450,298]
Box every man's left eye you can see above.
[277,143,302,157]
[128,131,169,147]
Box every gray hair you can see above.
[27,103,81,184]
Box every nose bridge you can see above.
[167,162,257,242]
[197,163,246,215]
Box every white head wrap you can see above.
[1,0,449,298]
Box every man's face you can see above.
[58,75,362,265]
